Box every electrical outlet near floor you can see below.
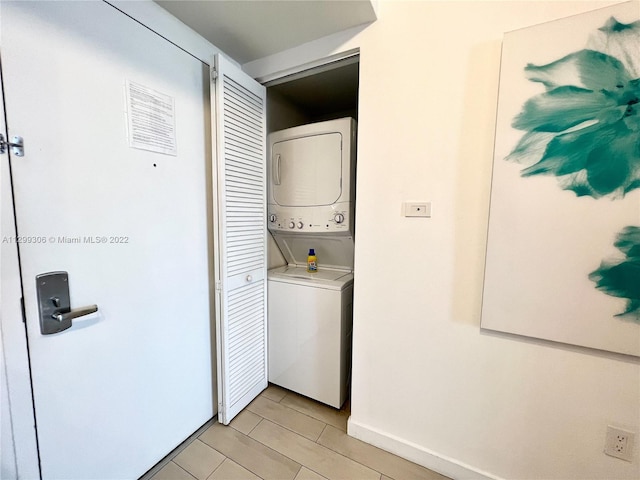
[604,426,635,462]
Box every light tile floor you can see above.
[149,385,450,480]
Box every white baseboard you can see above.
[347,418,503,480]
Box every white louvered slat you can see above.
[226,281,265,408]
[212,54,267,425]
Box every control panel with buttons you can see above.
[267,204,352,234]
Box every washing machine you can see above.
[268,266,353,408]
[267,117,356,409]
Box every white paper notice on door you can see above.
[126,80,177,156]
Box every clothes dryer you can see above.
[267,117,356,236]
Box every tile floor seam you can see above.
[260,386,288,404]
[208,458,263,480]
[198,444,229,470]
[248,416,327,448]
[317,427,442,480]
[245,419,333,475]
[209,443,275,480]
[249,419,385,480]
[205,422,303,480]
[210,458,265,480]
[270,396,345,430]
[171,460,199,480]
[316,423,330,445]
[313,445,406,480]
[323,446,386,480]
[205,458,225,480]
[301,465,331,480]
[250,398,328,442]
[301,431,389,480]
[255,397,330,443]
[247,416,265,436]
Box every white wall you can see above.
[267,87,312,133]
[245,2,640,479]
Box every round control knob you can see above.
[334,213,345,224]
[297,222,304,229]
[269,214,276,222]
[288,221,295,229]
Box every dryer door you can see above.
[272,132,342,206]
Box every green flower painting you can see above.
[506,17,640,321]
[589,226,640,320]
[484,6,640,354]
[507,17,640,199]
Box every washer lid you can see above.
[268,265,353,289]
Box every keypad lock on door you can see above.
[36,271,98,335]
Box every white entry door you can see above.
[211,54,268,425]
[1,2,213,478]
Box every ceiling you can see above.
[154,0,377,64]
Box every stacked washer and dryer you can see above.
[267,117,356,409]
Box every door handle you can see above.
[52,305,98,323]
[273,153,281,185]
[36,272,99,334]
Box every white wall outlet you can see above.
[403,202,431,217]
[604,426,635,462]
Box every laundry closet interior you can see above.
[263,56,360,411]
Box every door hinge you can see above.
[211,68,218,82]
[215,281,222,291]
[0,134,24,157]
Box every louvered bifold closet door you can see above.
[211,54,267,425]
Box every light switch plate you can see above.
[403,202,431,217]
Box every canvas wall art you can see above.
[482,1,640,356]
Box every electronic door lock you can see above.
[36,272,98,335]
